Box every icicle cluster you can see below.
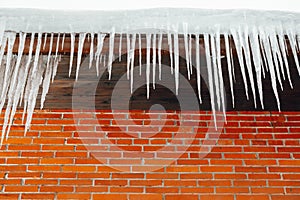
[0,32,60,145]
[1,12,300,145]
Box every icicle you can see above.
[270,30,285,81]
[286,27,300,75]
[231,27,249,100]
[195,34,202,104]
[269,30,284,91]
[119,33,123,62]
[7,57,27,140]
[210,33,221,110]
[19,33,35,108]
[167,31,174,74]
[54,33,60,59]
[61,33,66,50]
[41,56,53,109]
[158,32,163,80]
[127,33,131,80]
[31,32,42,79]
[89,33,94,69]
[1,32,16,101]
[46,33,54,73]
[183,23,191,80]
[95,33,106,76]
[0,33,26,144]
[76,33,86,81]
[241,26,257,108]
[146,33,151,99]
[173,28,179,96]
[25,56,46,132]
[0,57,16,144]
[215,30,226,121]
[204,33,217,128]
[138,33,142,76]
[130,34,136,94]
[259,27,281,110]
[52,54,59,83]
[69,32,75,77]
[230,47,236,82]
[152,33,157,89]
[277,25,293,88]
[108,28,115,80]
[52,33,60,83]
[249,26,264,109]
[189,34,193,75]
[224,33,234,108]
[43,33,48,50]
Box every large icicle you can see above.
[158,32,163,80]
[249,26,264,109]
[95,33,106,76]
[25,56,46,132]
[130,34,136,93]
[152,33,157,89]
[183,23,191,80]
[69,32,75,77]
[52,33,60,82]
[241,26,257,108]
[215,29,226,121]
[231,27,249,100]
[1,33,16,102]
[108,28,115,80]
[126,33,131,80]
[287,27,300,75]
[210,33,221,110]
[195,34,202,104]
[224,33,235,108]
[204,33,217,128]
[167,30,174,74]
[1,32,26,144]
[119,33,123,62]
[259,27,281,110]
[138,33,142,76]
[277,25,293,88]
[146,33,151,99]
[173,28,179,96]
[41,56,53,109]
[89,33,94,69]
[76,32,87,80]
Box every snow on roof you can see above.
[1,0,300,12]
[0,8,300,34]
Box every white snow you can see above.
[0,8,300,145]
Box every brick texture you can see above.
[0,110,300,199]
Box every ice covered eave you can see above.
[1,8,300,34]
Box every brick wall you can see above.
[0,110,300,200]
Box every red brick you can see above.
[236,195,269,200]
[40,186,73,192]
[0,194,19,199]
[200,166,232,172]
[165,195,198,200]
[5,186,38,192]
[56,194,91,199]
[271,195,300,200]
[201,195,234,200]
[129,194,163,200]
[93,194,127,200]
